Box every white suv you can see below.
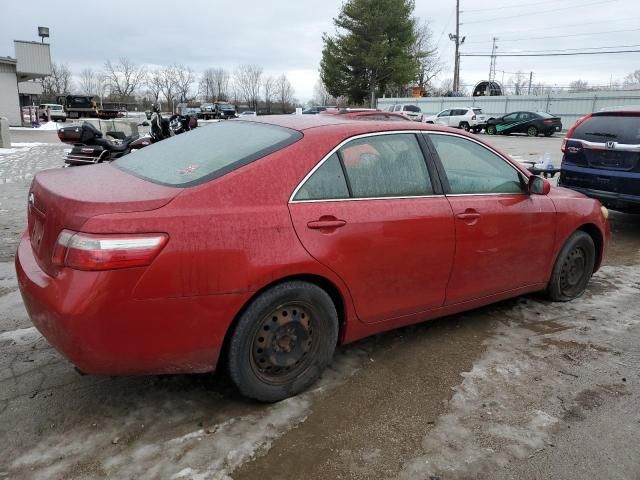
[38,104,67,122]
[424,107,488,132]
[386,104,424,122]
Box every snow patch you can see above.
[0,326,40,345]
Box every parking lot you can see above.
[1,128,639,480]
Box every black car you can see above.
[486,111,562,137]
[559,108,640,213]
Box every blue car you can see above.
[559,108,640,213]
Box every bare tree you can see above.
[509,71,528,95]
[158,65,178,113]
[103,58,146,100]
[42,63,74,97]
[173,65,196,103]
[263,76,276,113]
[568,79,589,92]
[78,68,107,107]
[146,69,164,106]
[623,70,640,87]
[234,64,263,110]
[312,81,336,106]
[275,74,294,113]
[212,68,230,100]
[412,22,442,95]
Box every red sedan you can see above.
[16,116,609,401]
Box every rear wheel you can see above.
[228,281,338,402]
[546,231,596,301]
[527,126,539,137]
[486,125,497,135]
[459,122,470,132]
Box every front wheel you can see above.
[546,231,596,302]
[486,125,497,135]
[228,281,339,402]
[527,126,539,137]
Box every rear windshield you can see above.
[115,121,302,187]
[473,108,483,114]
[403,105,421,112]
[537,112,554,118]
[572,114,640,144]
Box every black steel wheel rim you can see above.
[250,302,318,385]
[559,246,587,297]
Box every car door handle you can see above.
[456,210,481,224]
[307,218,347,229]
[456,212,481,220]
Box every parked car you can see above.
[424,107,488,132]
[302,106,337,114]
[559,107,640,213]
[486,111,562,137]
[214,102,237,119]
[386,103,424,122]
[17,117,608,402]
[239,111,258,117]
[38,103,67,122]
[321,108,412,121]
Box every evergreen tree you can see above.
[320,0,419,106]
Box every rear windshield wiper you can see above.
[585,132,617,138]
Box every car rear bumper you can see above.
[15,233,250,376]
[557,183,640,210]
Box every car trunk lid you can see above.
[27,164,181,276]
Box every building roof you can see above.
[0,56,17,65]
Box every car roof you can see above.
[242,114,448,134]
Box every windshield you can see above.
[573,114,640,144]
[116,121,302,187]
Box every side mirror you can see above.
[528,175,551,195]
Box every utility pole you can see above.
[449,0,465,94]
[487,37,498,95]
[527,71,533,95]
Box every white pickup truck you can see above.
[423,107,489,133]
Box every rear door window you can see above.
[293,133,433,201]
[572,115,640,144]
[116,121,302,187]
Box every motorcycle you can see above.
[58,113,197,167]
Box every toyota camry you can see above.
[16,115,608,402]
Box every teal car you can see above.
[486,111,562,137]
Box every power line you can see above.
[463,0,562,13]
[461,49,640,57]
[464,27,640,45]
[467,44,640,55]
[463,0,622,25]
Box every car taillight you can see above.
[52,230,168,271]
[561,113,592,153]
[544,119,553,124]
[472,115,476,120]
[57,130,64,141]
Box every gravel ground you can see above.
[0,131,638,479]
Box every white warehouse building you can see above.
[0,40,52,126]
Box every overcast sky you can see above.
[2,0,640,102]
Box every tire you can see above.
[544,131,553,137]
[486,125,497,135]
[472,127,481,134]
[459,122,470,132]
[527,126,539,137]
[228,281,339,402]
[546,231,596,302]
